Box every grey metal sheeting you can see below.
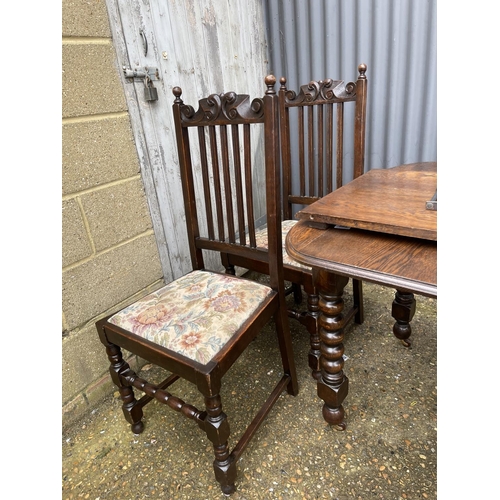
[263,0,437,174]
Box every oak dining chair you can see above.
[95,75,298,495]
[221,64,368,380]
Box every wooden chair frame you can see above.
[222,64,368,380]
[96,76,298,495]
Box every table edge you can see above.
[285,231,437,298]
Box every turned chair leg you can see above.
[273,307,299,396]
[292,282,303,304]
[352,278,364,324]
[204,394,237,495]
[286,284,322,381]
[104,341,144,434]
[221,253,236,275]
[306,291,322,381]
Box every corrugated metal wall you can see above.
[263,0,437,172]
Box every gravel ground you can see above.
[62,278,437,500]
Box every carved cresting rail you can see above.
[279,64,368,209]
[175,89,265,124]
[281,74,360,107]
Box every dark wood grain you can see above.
[286,163,436,430]
[280,65,368,220]
[286,221,437,298]
[286,220,436,429]
[223,65,368,382]
[296,162,437,241]
[95,77,298,495]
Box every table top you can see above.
[286,222,437,297]
[296,162,437,241]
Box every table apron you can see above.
[310,262,437,298]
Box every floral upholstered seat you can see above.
[254,219,311,270]
[108,270,273,365]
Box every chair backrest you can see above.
[172,75,284,291]
[279,63,368,220]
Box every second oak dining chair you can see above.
[95,75,298,495]
[221,64,368,381]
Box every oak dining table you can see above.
[285,161,437,429]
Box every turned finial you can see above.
[172,86,183,102]
[280,76,287,90]
[358,63,367,79]
[265,74,276,94]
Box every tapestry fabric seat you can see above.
[108,270,273,365]
[254,219,311,270]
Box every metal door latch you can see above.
[123,66,160,80]
[123,66,160,102]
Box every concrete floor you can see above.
[62,278,437,499]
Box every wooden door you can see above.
[105,0,270,281]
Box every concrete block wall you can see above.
[62,0,164,429]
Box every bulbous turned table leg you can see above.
[392,290,416,347]
[313,269,350,430]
